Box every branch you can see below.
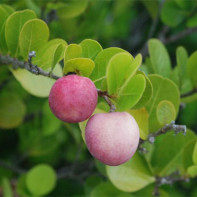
[139,121,186,147]
[153,171,189,196]
[0,52,61,80]
[181,88,197,98]
[164,27,197,44]
[0,159,26,175]
[97,89,116,112]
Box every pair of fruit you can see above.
[49,75,140,166]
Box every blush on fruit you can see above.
[49,75,98,123]
[85,112,140,166]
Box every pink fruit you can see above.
[85,112,140,166]
[49,75,98,123]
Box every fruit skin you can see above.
[49,75,98,123]
[85,112,139,166]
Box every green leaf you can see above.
[80,39,103,60]
[148,39,171,78]
[63,58,95,77]
[128,108,149,140]
[187,51,197,88]
[187,13,197,27]
[36,43,66,70]
[64,44,82,62]
[90,47,126,88]
[193,140,197,165]
[146,74,180,132]
[90,182,133,197]
[151,129,196,176]
[161,0,185,27]
[1,177,13,197]
[106,52,134,95]
[26,164,56,196]
[115,74,146,111]
[0,4,14,14]
[182,139,196,171]
[5,10,36,56]
[0,6,10,29]
[106,152,155,192]
[187,165,197,178]
[42,101,61,136]
[0,5,14,54]
[0,93,26,129]
[133,71,153,109]
[176,46,192,93]
[140,0,159,19]
[156,100,176,125]
[57,0,87,19]
[19,18,49,60]
[33,38,67,69]
[10,64,62,97]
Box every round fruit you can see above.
[85,112,139,166]
[49,74,98,123]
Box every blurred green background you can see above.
[1,0,197,196]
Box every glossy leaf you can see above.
[146,74,180,132]
[90,47,126,88]
[26,164,56,196]
[33,38,67,69]
[57,0,87,19]
[0,93,26,129]
[90,182,133,197]
[156,100,176,125]
[161,0,185,27]
[106,52,134,95]
[148,39,171,78]
[128,108,149,140]
[5,10,36,56]
[116,74,146,111]
[176,46,192,93]
[1,177,13,197]
[64,44,82,62]
[63,58,95,77]
[187,51,197,88]
[187,165,197,178]
[10,64,62,97]
[80,39,103,60]
[151,129,196,176]
[106,152,155,192]
[133,71,153,109]
[19,19,49,60]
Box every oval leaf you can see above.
[5,9,36,56]
[80,39,103,60]
[63,58,95,77]
[90,47,126,88]
[10,64,62,97]
[19,19,49,60]
[0,93,26,129]
[116,74,146,111]
[106,52,134,95]
[148,39,171,78]
[26,164,56,196]
[146,74,180,132]
[156,100,176,125]
[64,44,82,62]
[106,152,155,192]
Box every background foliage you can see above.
[0,0,197,196]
